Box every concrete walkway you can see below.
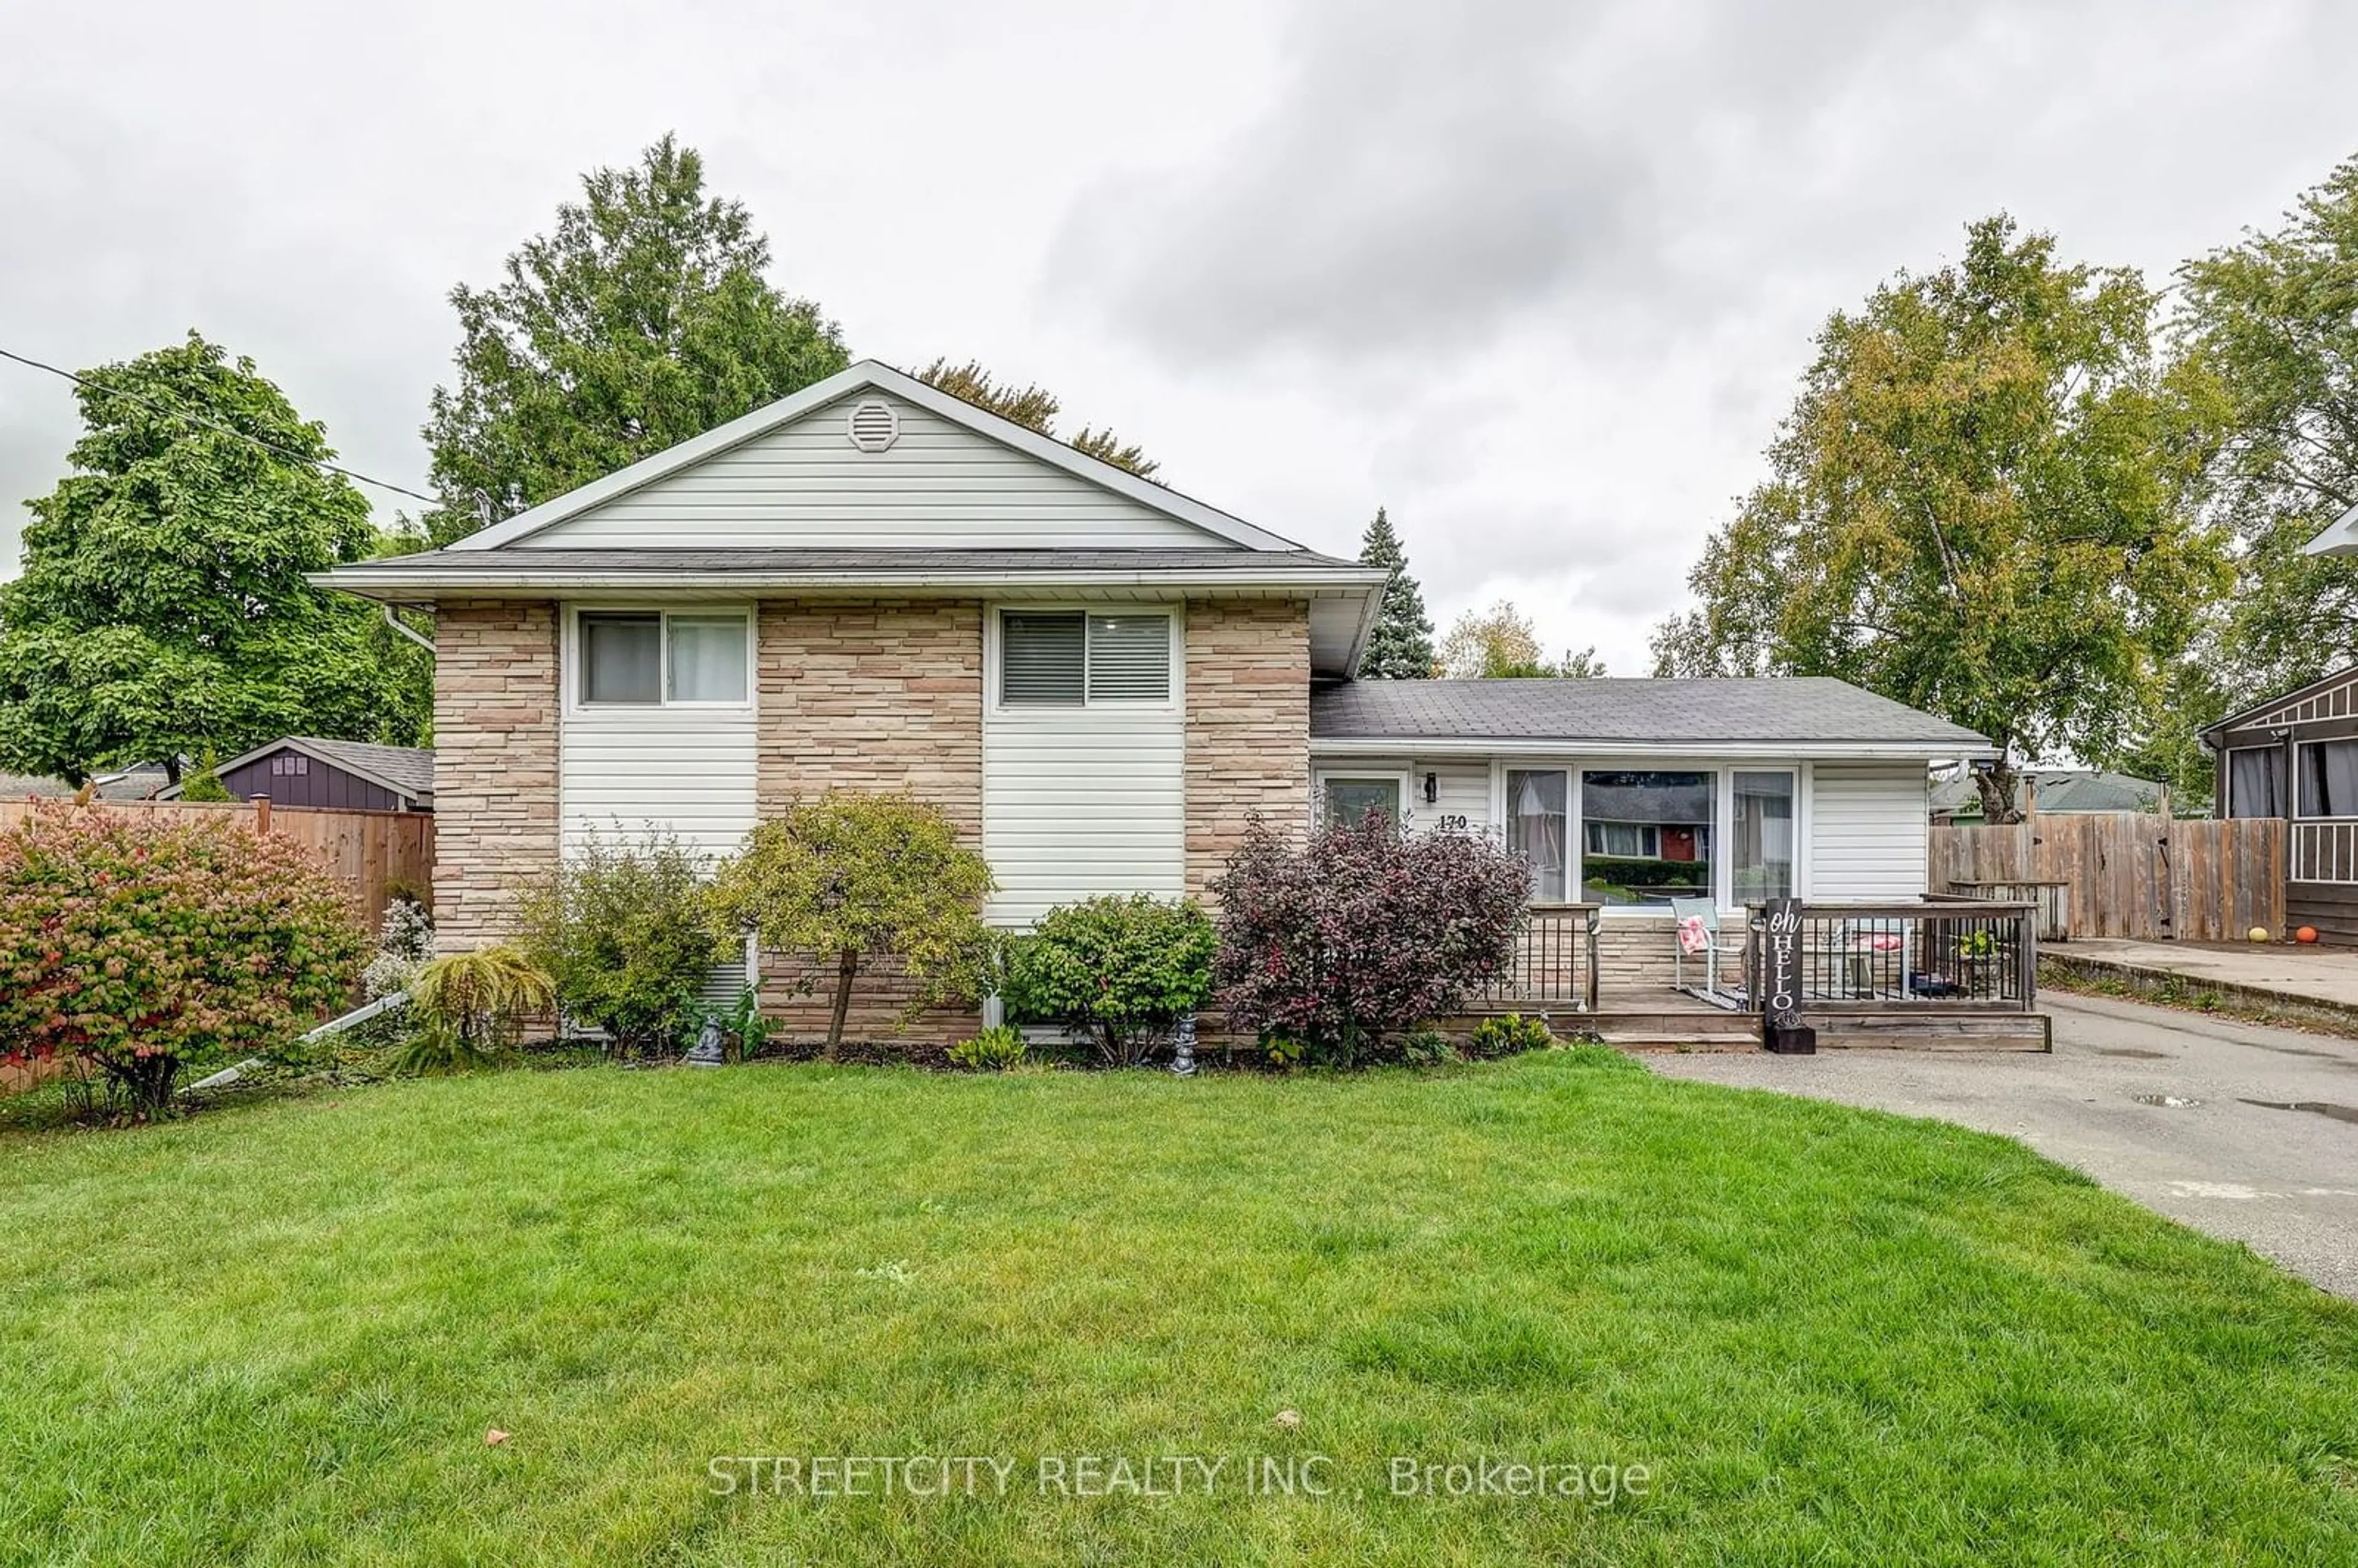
[2053,937,2358,1017]
[1648,994,2358,1300]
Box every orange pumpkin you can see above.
[2297,926,2320,944]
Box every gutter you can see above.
[309,564,1392,600]
[1307,735,1999,761]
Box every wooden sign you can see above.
[1759,897,1815,1053]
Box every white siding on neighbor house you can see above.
[519,394,1227,549]
[982,608,1185,927]
[1808,761,1930,899]
[557,610,759,861]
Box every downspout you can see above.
[383,602,436,655]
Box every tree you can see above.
[421,134,848,545]
[1435,602,1601,678]
[916,359,1159,478]
[0,334,431,785]
[1649,216,2227,820]
[2172,154,2358,696]
[1356,508,1436,678]
[704,793,994,1058]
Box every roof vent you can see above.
[846,399,900,453]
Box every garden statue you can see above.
[1169,1012,1197,1077]
[687,1015,726,1067]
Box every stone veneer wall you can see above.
[1184,598,1311,901]
[432,600,559,951]
[1589,917,1682,995]
[754,599,985,1044]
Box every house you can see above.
[314,360,1996,1035]
[2201,662,2358,942]
[0,764,171,802]
[1927,767,2169,823]
[155,737,434,812]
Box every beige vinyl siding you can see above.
[984,707,1185,926]
[519,394,1226,549]
[1808,761,1929,899]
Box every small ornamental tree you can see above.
[0,801,367,1114]
[1005,895,1216,1067]
[513,831,732,1056]
[1212,813,1531,1065]
[705,793,994,1058]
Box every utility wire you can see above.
[0,344,442,506]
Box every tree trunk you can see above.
[825,949,858,1061]
[1972,756,2022,824]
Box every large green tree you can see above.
[2172,154,2358,694]
[1650,217,2226,818]
[1438,600,1602,678]
[0,334,430,784]
[915,359,1158,478]
[1356,507,1436,677]
[419,135,847,545]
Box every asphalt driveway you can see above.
[1646,993,2358,1300]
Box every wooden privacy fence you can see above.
[1928,815,2284,943]
[0,797,434,929]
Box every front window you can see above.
[2298,739,2358,817]
[1579,770,1714,906]
[1731,770,1795,902]
[2227,746,2284,818]
[1321,776,1401,829]
[1508,769,1567,901]
[578,610,747,707]
[1000,610,1172,706]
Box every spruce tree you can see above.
[1357,507,1436,678]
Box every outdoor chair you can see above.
[1669,897,1746,1004]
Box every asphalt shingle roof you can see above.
[288,738,435,800]
[1310,678,1992,749]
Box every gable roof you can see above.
[2199,662,2358,739]
[1929,769,2162,815]
[2304,499,2358,556]
[1309,678,1994,756]
[451,360,1304,554]
[157,737,434,805]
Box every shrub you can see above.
[1468,1012,1556,1059]
[1212,813,1530,1067]
[946,1023,1028,1071]
[361,895,436,1001]
[706,793,994,1059]
[514,832,731,1056]
[408,944,555,1066]
[1004,895,1216,1068]
[177,751,234,804]
[1398,1027,1457,1066]
[0,799,367,1116]
[706,985,773,1063]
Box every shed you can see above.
[2201,664,2358,941]
[159,737,434,813]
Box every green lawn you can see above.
[2,1054,2354,1566]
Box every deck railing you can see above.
[2292,818,2358,884]
[1743,900,2039,1011]
[1484,902,1601,1013]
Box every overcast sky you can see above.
[4,0,2354,671]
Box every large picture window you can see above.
[1507,769,1567,901]
[999,610,1172,706]
[2298,739,2358,817]
[578,610,749,707]
[2225,746,2286,818]
[1579,770,1716,906]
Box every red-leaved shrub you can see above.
[1211,812,1531,1065]
[0,801,367,1114]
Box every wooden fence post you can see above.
[252,794,271,835]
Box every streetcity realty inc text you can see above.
[707,1453,1651,1504]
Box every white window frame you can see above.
[1313,767,1413,833]
[1482,757,1812,915]
[984,604,1182,716]
[564,604,755,713]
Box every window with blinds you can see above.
[999,610,1172,706]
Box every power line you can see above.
[0,344,442,506]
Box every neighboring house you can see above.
[2201,663,2358,942]
[1928,767,2168,823]
[313,359,1993,1034]
[0,764,171,802]
[155,737,434,813]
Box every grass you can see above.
[2,1054,2355,1565]
[2040,956,2358,1041]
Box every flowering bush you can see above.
[0,800,367,1114]
[1212,813,1530,1066]
[1004,895,1216,1067]
[361,895,435,1000]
